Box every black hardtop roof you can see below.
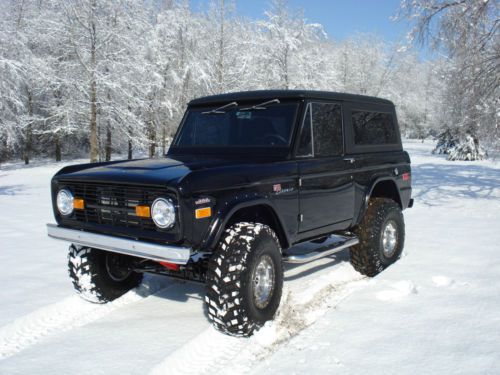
[189,90,394,106]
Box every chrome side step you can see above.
[283,236,359,264]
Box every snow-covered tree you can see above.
[2,0,494,163]
[61,0,151,162]
[399,0,499,160]
[258,0,325,89]
[144,1,204,156]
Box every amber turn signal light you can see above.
[135,205,151,218]
[195,207,212,219]
[74,198,85,210]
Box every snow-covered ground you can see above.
[0,140,499,374]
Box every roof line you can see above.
[188,90,393,106]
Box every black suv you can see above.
[47,90,412,336]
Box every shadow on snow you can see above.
[0,184,27,196]
[412,163,500,206]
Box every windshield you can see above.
[175,103,298,148]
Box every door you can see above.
[296,101,355,233]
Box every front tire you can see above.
[350,198,405,277]
[68,245,143,303]
[205,222,284,337]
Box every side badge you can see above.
[195,197,211,205]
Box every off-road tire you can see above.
[205,222,284,337]
[68,245,143,303]
[350,198,405,277]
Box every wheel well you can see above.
[227,205,289,249]
[370,180,402,207]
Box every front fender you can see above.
[200,194,290,251]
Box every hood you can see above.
[53,155,234,187]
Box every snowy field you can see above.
[0,140,499,374]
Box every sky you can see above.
[190,0,418,52]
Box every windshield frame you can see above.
[168,100,302,156]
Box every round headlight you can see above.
[151,198,175,229]
[57,189,74,216]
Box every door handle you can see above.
[343,157,356,164]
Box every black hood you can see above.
[52,154,280,188]
[53,155,235,186]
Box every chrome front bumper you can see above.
[46,224,191,264]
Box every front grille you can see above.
[60,181,173,232]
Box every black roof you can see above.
[189,90,393,106]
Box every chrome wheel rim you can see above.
[252,255,275,309]
[382,220,398,257]
[105,253,132,282]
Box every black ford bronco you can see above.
[47,90,412,336]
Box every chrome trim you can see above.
[252,254,275,309]
[382,220,398,257]
[56,189,74,216]
[47,224,191,264]
[151,197,176,229]
[283,237,359,264]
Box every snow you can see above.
[1,140,499,374]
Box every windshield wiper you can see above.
[201,101,238,115]
[240,99,280,111]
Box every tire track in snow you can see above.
[0,275,171,360]
[150,263,367,375]
[149,327,246,375]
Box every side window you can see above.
[352,111,397,145]
[297,104,313,156]
[311,102,343,157]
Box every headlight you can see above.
[151,198,175,229]
[57,189,74,216]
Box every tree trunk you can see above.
[89,3,99,163]
[216,0,225,93]
[55,133,62,161]
[148,104,156,158]
[149,129,156,158]
[162,126,166,155]
[89,77,98,162]
[105,120,112,161]
[282,46,289,89]
[23,88,33,165]
[128,139,132,160]
[24,124,32,165]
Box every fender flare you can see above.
[201,196,291,251]
[355,177,402,225]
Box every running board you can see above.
[283,237,359,264]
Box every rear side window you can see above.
[312,102,343,157]
[297,102,343,157]
[351,111,397,145]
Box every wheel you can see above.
[205,222,284,337]
[68,245,143,303]
[350,198,405,277]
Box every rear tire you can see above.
[68,245,143,303]
[350,198,405,277]
[205,222,283,337]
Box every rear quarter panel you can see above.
[342,101,411,225]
